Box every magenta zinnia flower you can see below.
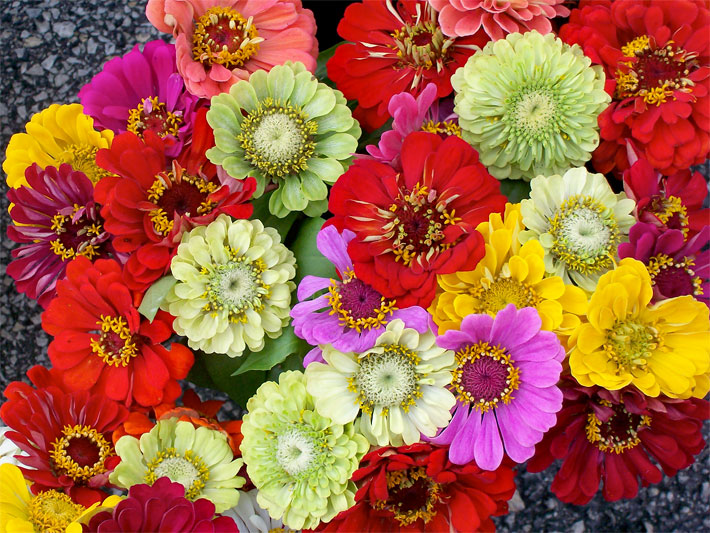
[83,477,238,532]
[79,40,199,157]
[618,222,709,306]
[6,164,119,308]
[429,304,564,470]
[291,225,430,354]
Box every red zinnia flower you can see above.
[528,379,709,505]
[95,109,256,292]
[327,0,488,131]
[329,132,506,308]
[1,378,128,507]
[316,442,516,532]
[560,0,710,175]
[42,256,194,408]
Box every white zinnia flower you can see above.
[221,489,298,533]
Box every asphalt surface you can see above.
[0,1,708,531]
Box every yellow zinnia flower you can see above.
[430,203,587,335]
[569,258,710,398]
[3,103,113,188]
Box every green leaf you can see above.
[137,275,177,321]
[250,192,302,240]
[200,351,268,409]
[357,118,393,152]
[290,217,337,285]
[232,325,310,376]
[499,179,532,204]
[315,43,342,87]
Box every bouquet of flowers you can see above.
[1,0,708,531]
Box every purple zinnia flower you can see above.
[365,82,460,169]
[429,304,564,470]
[618,221,709,306]
[78,40,199,156]
[7,164,120,308]
[291,225,429,355]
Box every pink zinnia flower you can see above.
[429,0,569,40]
[146,0,318,99]
[429,304,564,470]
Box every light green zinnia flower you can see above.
[451,30,610,181]
[520,167,636,291]
[110,418,244,513]
[241,370,369,530]
[207,61,360,218]
[161,214,296,358]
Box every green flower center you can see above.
[504,85,562,142]
[603,319,661,371]
[28,490,84,533]
[239,97,317,179]
[145,447,210,500]
[276,428,316,477]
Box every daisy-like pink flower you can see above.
[79,40,199,157]
[6,164,119,308]
[429,304,564,470]
[429,0,569,40]
[146,0,318,99]
[291,225,430,354]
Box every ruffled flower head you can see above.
[520,167,636,291]
[146,0,318,99]
[222,489,294,533]
[292,225,430,354]
[162,214,296,358]
[306,319,456,447]
[240,371,369,530]
[207,61,360,218]
[452,30,610,180]
[79,40,199,157]
[3,103,113,188]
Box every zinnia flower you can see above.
[451,30,610,180]
[291,225,430,353]
[560,0,710,175]
[528,380,709,504]
[207,61,360,218]
[240,371,369,530]
[42,256,194,408]
[161,214,296,358]
[306,319,456,447]
[520,167,636,291]
[0,383,128,506]
[82,477,238,532]
[3,103,113,188]
[79,40,199,157]
[6,164,118,308]
[146,0,318,99]
[329,132,506,308]
[0,427,27,467]
[429,304,564,469]
[568,258,710,399]
[327,0,489,131]
[222,489,295,533]
[430,0,569,40]
[316,443,516,532]
[430,203,588,335]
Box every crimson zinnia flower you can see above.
[560,0,710,175]
[528,380,709,505]
[95,109,256,292]
[329,132,505,308]
[327,0,488,131]
[42,256,194,408]
[1,378,128,507]
[317,442,516,532]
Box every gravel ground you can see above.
[0,1,708,532]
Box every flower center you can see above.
[502,84,564,143]
[470,275,541,315]
[373,467,443,526]
[585,400,651,454]
[452,342,519,412]
[192,7,262,68]
[275,428,317,478]
[420,119,462,138]
[145,447,210,500]
[56,144,112,185]
[28,490,84,533]
[50,425,114,483]
[90,315,141,367]
[615,35,696,106]
[238,97,318,179]
[647,254,703,298]
[647,194,689,235]
[327,269,397,332]
[603,319,662,371]
[386,182,461,267]
[549,194,619,275]
[351,343,422,415]
[203,249,270,323]
[127,96,184,138]
[390,4,453,75]
[49,204,107,261]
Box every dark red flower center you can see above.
[373,467,443,526]
[585,400,651,454]
[192,6,261,68]
[127,96,183,139]
[49,207,107,262]
[648,254,702,298]
[327,270,397,331]
[338,278,384,320]
[50,425,114,482]
[91,315,142,367]
[646,194,689,234]
[460,356,509,402]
